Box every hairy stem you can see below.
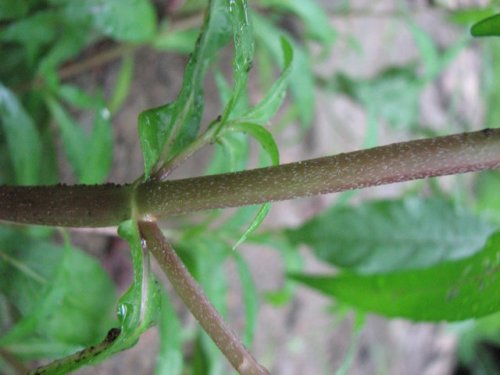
[137,129,500,218]
[1,129,499,227]
[0,183,133,227]
[139,220,270,375]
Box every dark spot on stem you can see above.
[246,60,253,72]
[105,327,121,343]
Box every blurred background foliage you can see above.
[0,0,499,374]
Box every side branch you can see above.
[139,220,270,375]
[137,129,500,218]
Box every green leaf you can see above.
[108,54,134,114]
[23,220,161,373]
[408,21,467,83]
[0,83,42,185]
[408,21,440,81]
[475,171,500,225]
[153,26,199,53]
[228,122,279,165]
[46,94,112,184]
[471,13,500,37]
[0,231,116,359]
[37,24,89,78]
[261,0,336,47]
[232,252,258,346]
[253,12,314,128]
[80,106,113,184]
[115,220,160,340]
[58,84,102,109]
[456,312,500,365]
[46,96,88,178]
[225,122,279,247]
[286,198,495,274]
[291,231,500,322]
[154,291,183,375]
[218,0,254,126]
[138,0,232,178]
[242,37,293,124]
[0,0,29,20]
[450,7,496,26]
[64,0,157,42]
[0,10,59,65]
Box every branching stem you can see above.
[1,129,499,227]
[139,220,270,375]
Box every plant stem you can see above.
[1,129,499,227]
[0,183,133,227]
[137,128,500,218]
[138,220,270,375]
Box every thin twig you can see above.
[139,220,270,375]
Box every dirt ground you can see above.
[71,1,487,374]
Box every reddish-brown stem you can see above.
[137,128,500,218]
[139,220,270,375]
[0,129,499,227]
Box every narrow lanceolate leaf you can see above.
[31,220,161,374]
[109,54,134,113]
[242,37,293,124]
[219,0,254,125]
[46,95,113,184]
[138,0,232,178]
[286,198,495,274]
[291,231,500,322]
[252,13,314,128]
[226,122,280,248]
[0,83,42,185]
[471,13,500,37]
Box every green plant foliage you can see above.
[154,291,183,375]
[22,220,162,373]
[456,312,500,372]
[113,220,161,351]
[333,67,421,130]
[241,37,293,124]
[63,0,157,42]
[291,231,500,321]
[286,198,494,274]
[108,54,134,114]
[138,0,235,178]
[0,0,29,20]
[471,13,500,37]
[0,228,116,359]
[252,12,315,128]
[260,0,336,48]
[408,21,466,84]
[0,84,42,185]
[46,94,113,184]
[475,171,500,225]
[1,0,500,373]
[232,252,259,346]
[153,27,199,53]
